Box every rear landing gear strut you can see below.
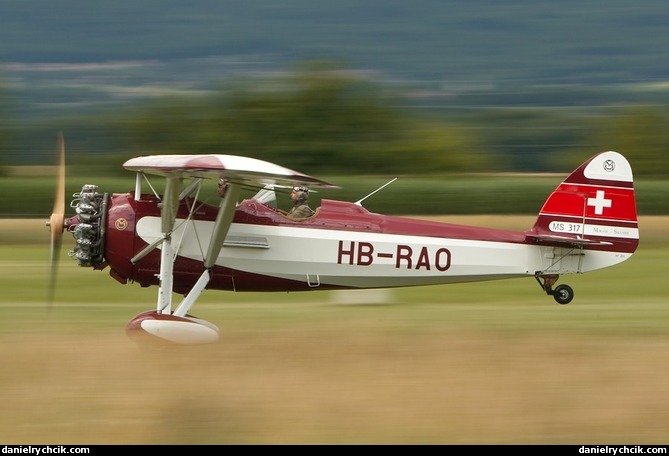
[535,273,574,305]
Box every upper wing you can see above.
[123,154,339,189]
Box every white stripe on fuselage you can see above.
[136,217,627,288]
[544,218,639,239]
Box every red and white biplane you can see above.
[47,136,639,344]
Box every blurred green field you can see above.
[3,169,669,216]
[0,217,667,444]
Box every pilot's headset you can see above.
[293,186,309,203]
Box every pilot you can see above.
[282,186,315,219]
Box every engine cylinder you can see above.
[67,185,108,267]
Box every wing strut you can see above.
[156,176,181,314]
[204,183,241,269]
[173,183,241,318]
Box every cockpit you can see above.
[250,185,280,209]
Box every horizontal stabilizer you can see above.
[525,233,613,247]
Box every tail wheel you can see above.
[553,284,574,305]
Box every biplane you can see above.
[47,135,639,344]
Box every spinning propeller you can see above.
[46,132,66,306]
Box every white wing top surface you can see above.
[123,154,338,189]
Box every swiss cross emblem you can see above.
[587,190,612,215]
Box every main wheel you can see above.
[553,284,574,305]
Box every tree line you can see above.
[1,63,668,177]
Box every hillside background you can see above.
[1,0,668,200]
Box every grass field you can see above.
[0,216,667,444]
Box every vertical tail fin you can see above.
[528,151,639,256]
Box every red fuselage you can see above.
[67,192,530,295]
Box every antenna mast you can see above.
[354,178,397,206]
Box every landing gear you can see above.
[553,284,574,305]
[535,273,574,305]
[126,310,219,345]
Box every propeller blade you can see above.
[47,132,66,306]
